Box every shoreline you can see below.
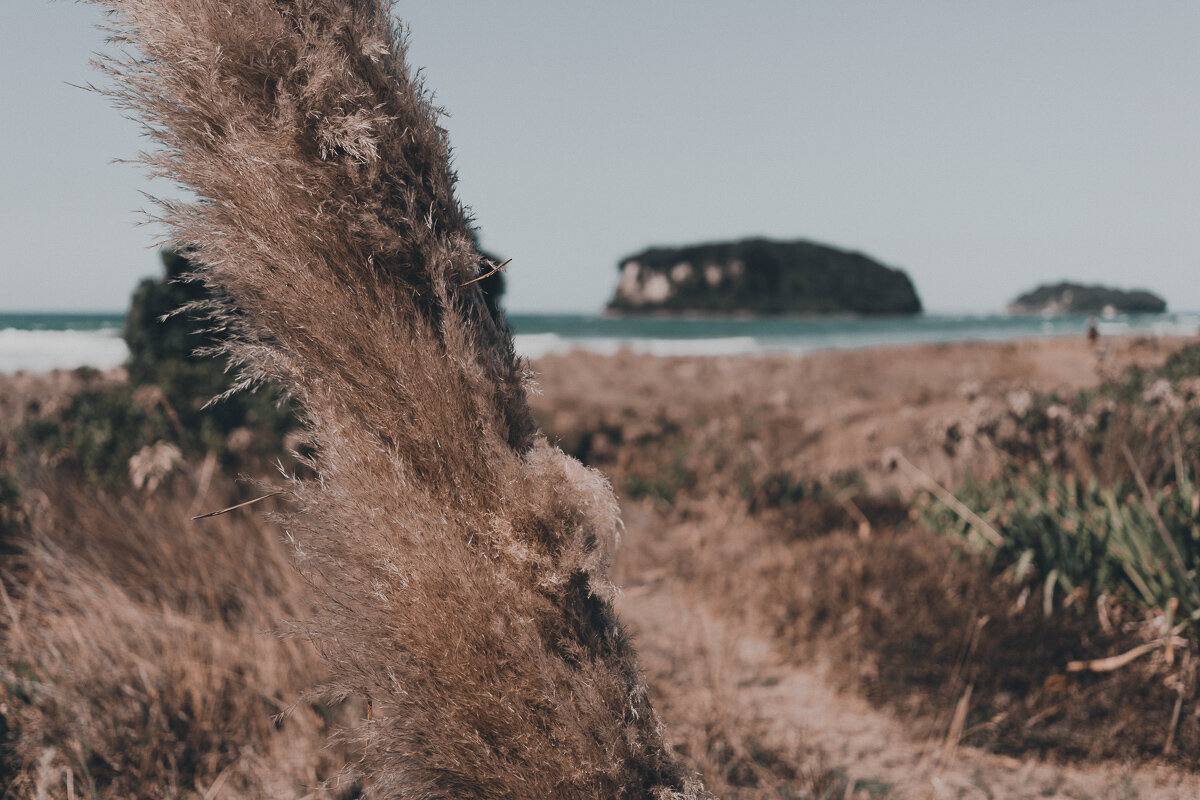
[1,327,1194,375]
[2,304,1199,374]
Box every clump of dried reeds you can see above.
[84,1,702,796]
[1,471,347,799]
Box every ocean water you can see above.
[2,310,1198,374]
[0,313,127,374]
[508,311,1200,359]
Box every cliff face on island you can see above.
[1008,282,1167,315]
[607,237,922,315]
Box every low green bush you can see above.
[923,468,1200,628]
[18,248,296,486]
[928,343,1200,629]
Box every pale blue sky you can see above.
[3,1,1199,313]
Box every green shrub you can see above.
[922,469,1200,627]
[18,247,296,486]
[1158,342,1200,383]
[21,386,170,486]
[125,247,294,442]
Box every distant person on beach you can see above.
[1087,316,1099,346]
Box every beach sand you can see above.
[531,334,1189,491]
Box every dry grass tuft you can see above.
[81,1,702,796]
[1,469,349,799]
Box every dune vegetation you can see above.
[3,1,1200,799]
[533,338,1200,770]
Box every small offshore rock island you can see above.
[1007,281,1168,315]
[607,237,923,315]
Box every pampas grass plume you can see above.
[84,1,709,797]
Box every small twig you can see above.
[201,758,239,800]
[1066,637,1185,673]
[949,684,973,742]
[1096,593,1113,634]
[1122,444,1200,608]
[191,490,290,520]
[836,493,871,539]
[1164,690,1185,756]
[1166,597,1179,666]
[460,258,511,287]
[938,684,973,772]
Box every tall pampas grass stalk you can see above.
[85,1,706,797]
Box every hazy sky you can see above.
[3,2,1198,313]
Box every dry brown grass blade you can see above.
[1166,596,1180,666]
[1066,639,1185,673]
[836,493,871,539]
[191,490,290,520]
[887,449,1004,547]
[925,684,974,800]
[460,258,511,287]
[1165,690,1186,756]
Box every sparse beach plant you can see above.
[921,469,1200,624]
[928,342,1200,629]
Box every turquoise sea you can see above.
[507,311,1200,358]
[2,310,1198,373]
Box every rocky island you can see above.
[1007,282,1167,315]
[607,237,922,315]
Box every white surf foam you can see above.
[514,333,763,359]
[0,328,129,374]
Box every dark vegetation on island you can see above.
[1008,281,1167,315]
[607,237,922,316]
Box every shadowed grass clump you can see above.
[0,471,350,800]
[83,1,703,797]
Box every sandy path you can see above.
[556,336,1200,798]
[619,572,1200,800]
